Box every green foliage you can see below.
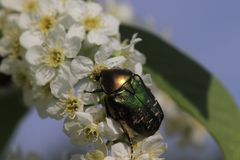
[0,88,26,155]
[120,24,240,160]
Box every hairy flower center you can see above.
[38,16,56,33]
[61,95,80,118]
[83,123,99,142]
[90,64,107,81]
[82,16,100,31]
[43,48,65,68]
[23,0,38,12]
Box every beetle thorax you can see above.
[100,68,132,94]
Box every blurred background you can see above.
[109,0,240,107]
[2,0,239,159]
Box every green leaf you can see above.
[0,88,27,155]
[120,24,240,160]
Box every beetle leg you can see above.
[84,88,104,93]
[118,120,135,160]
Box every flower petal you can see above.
[70,56,93,80]
[35,65,56,86]
[103,56,126,68]
[50,75,73,98]
[25,46,44,66]
[64,37,81,58]
[67,24,85,40]
[75,78,98,104]
[1,0,22,11]
[20,31,43,49]
[85,2,103,17]
[141,134,167,158]
[18,13,32,30]
[48,25,65,47]
[111,142,130,159]
[94,45,112,64]
[99,118,122,141]
[100,15,120,36]
[129,50,146,64]
[76,112,93,124]
[58,63,78,85]
[87,31,109,45]
[66,0,85,20]
[46,99,63,120]
[134,63,143,75]
[58,14,75,29]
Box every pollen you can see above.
[60,95,81,118]
[90,64,107,81]
[38,15,56,33]
[83,123,99,142]
[23,0,38,12]
[42,47,65,68]
[82,16,100,31]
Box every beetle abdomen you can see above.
[105,74,164,137]
[106,96,162,136]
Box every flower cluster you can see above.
[0,0,166,159]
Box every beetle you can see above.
[85,68,164,149]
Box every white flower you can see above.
[31,84,54,118]
[64,107,122,145]
[18,0,74,48]
[25,25,81,87]
[107,134,167,160]
[103,0,134,23]
[46,88,86,120]
[112,34,146,72]
[0,14,25,74]
[71,54,126,81]
[64,112,103,145]
[67,1,120,45]
[50,76,98,119]
[133,134,167,160]
[108,142,131,160]
[1,0,33,12]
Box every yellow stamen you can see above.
[90,64,107,81]
[83,123,99,142]
[42,47,65,68]
[60,95,81,118]
[82,16,100,31]
[38,15,56,33]
[23,0,38,12]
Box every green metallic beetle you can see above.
[86,68,164,142]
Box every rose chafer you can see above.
[86,68,164,146]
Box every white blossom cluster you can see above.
[0,0,166,159]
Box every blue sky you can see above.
[127,0,240,106]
